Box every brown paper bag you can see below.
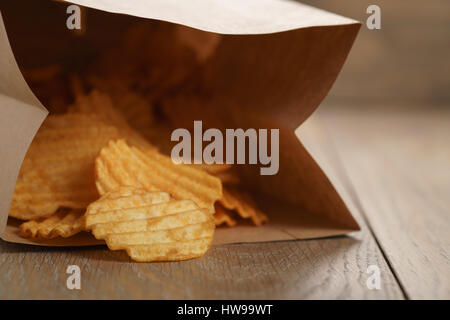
[0,0,360,246]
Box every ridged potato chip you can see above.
[214,203,237,227]
[85,186,215,262]
[220,187,268,226]
[106,222,214,250]
[10,114,123,220]
[95,140,222,213]
[19,208,85,239]
[126,239,213,262]
[68,90,154,151]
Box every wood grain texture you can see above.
[320,107,450,299]
[0,111,404,299]
[0,232,401,299]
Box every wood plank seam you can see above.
[322,120,409,300]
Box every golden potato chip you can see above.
[68,90,155,151]
[220,187,268,226]
[86,185,171,216]
[85,186,215,262]
[10,114,123,220]
[85,187,195,231]
[214,203,237,227]
[126,239,213,262]
[92,208,212,239]
[86,199,199,227]
[106,221,215,250]
[85,195,182,228]
[19,208,85,239]
[95,140,222,213]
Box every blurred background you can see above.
[301,0,450,109]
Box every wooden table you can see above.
[1,107,448,299]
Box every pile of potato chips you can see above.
[11,22,267,262]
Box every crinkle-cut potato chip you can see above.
[85,187,215,262]
[106,222,214,250]
[86,199,199,226]
[86,185,170,215]
[95,140,222,213]
[68,90,155,151]
[9,114,123,220]
[220,187,269,226]
[214,203,237,227]
[126,239,213,262]
[19,209,85,239]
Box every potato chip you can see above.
[126,239,213,262]
[19,208,85,239]
[87,185,169,213]
[68,90,154,151]
[95,140,222,213]
[9,114,123,220]
[106,221,214,250]
[214,203,237,227]
[92,209,211,239]
[86,199,199,226]
[85,186,215,262]
[220,187,268,226]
